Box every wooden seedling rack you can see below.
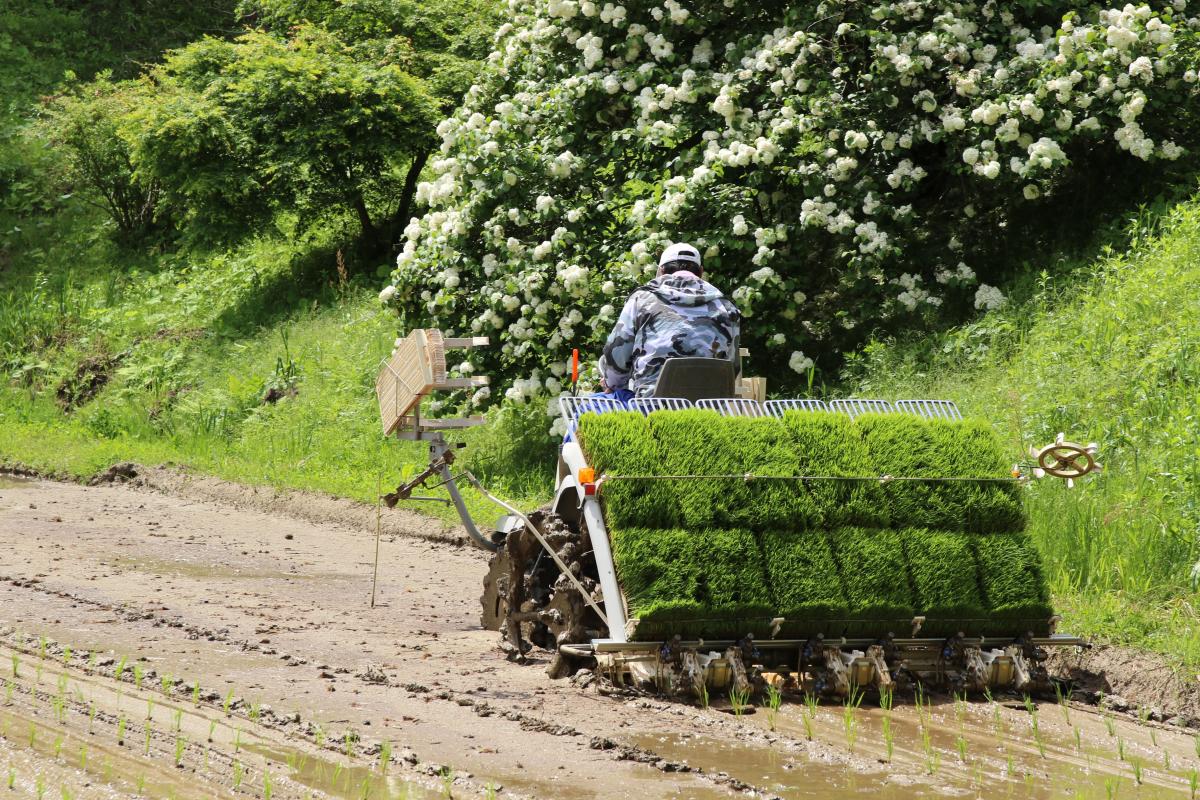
[375,329,490,440]
[375,329,496,550]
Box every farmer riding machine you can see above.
[376,329,1097,698]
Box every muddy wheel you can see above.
[479,510,605,665]
[480,552,512,632]
[543,580,600,679]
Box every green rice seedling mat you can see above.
[856,413,1025,534]
[647,410,817,530]
[903,529,987,637]
[832,527,916,636]
[611,527,776,640]
[576,411,678,528]
[974,533,1054,636]
[759,528,849,637]
[780,411,889,528]
[577,409,1052,641]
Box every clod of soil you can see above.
[89,461,140,485]
[56,353,121,410]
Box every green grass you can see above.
[847,198,1200,665]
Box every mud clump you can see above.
[358,663,390,685]
[89,462,141,486]
[56,354,121,410]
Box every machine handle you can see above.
[571,348,580,395]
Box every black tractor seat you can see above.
[651,357,736,402]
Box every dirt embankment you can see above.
[1,469,1199,799]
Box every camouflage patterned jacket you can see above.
[599,272,741,397]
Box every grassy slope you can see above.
[0,219,553,527]
[848,198,1200,667]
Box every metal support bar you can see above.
[593,634,1085,653]
[431,438,497,552]
[598,473,1022,485]
[434,377,490,389]
[444,337,491,348]
[417,417,487,430]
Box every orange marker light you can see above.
[577,467,596,484]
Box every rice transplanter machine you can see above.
[376,328,1099,696]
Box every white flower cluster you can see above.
[974,284,1007,311]
[385,0,1200,406]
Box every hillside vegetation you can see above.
[0,0,539,524]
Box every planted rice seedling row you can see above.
[0,633,426,787]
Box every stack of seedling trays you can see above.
[576,409,1052,642]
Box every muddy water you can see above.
[634,695,1198,799]
[242,742,439,799]
[109,556,318,581]
[0,474,34,490]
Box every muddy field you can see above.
[1,472,1198,799]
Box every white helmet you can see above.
[658,242,702,271]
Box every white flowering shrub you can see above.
[386,0,1200,397]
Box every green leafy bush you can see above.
[42,75,165,241]
[126,28,437,250]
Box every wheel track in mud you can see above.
[0,571,792,798]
